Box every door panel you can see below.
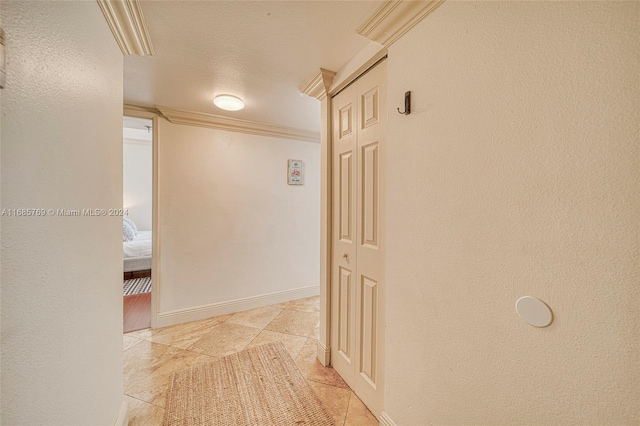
[353,60,386,416]
[361,142,378,248]
[361,86,379,129]
[359,274,377,385]
[337,267,352,362]
[331,83,357,387]
[339,103,353,137]
[331,59,386,417]
[339,152,353,242]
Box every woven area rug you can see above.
[163,341,334,426]
[123,277,151,296]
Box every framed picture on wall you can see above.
[287,159,304,185]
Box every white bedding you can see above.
[123,231,152,258]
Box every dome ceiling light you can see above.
[213,94,245,111]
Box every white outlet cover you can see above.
[515,296,553,327]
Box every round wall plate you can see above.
[515,296,553,327]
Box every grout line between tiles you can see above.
[342,391,352,426]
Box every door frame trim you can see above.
[123,105,160,329]
[329,49,388,98]
[298,69,335,365]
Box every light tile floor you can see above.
[124,295,378,425]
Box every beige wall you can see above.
[1,1,124,424]
[157,120,320,320]
[385,2,639,424]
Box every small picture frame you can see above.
[287,159,304,185]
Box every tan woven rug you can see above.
[163,341,334,426]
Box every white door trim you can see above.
[299,69,335,366]
[328,48,388,98]
[123,105,160,329]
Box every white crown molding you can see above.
[97,0,155,56]
[356,0,445,47]
[124,104,157,118]
[379,411,398,426]
[156,106,321,143]
[299,68,336,100]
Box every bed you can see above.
[124,230,152,278]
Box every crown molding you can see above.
[123,104,157,118]
[156,106,320,143]
[97,0,155,56]
[356,0,445,47]
[299,68,336,100]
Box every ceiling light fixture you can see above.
[213,94,245,111]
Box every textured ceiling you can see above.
[124,1,382,132]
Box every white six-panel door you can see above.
[331,60,386,417]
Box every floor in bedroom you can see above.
[123,292,151,333]
[124,295,378,426]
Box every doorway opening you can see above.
[122,116,153,333]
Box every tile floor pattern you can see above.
[124,296,378,426]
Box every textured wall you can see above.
[158,121,320,314]
[385,2,640,424]
[1,2,124,424]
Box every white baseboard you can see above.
[114,400,128,426]
[379,411,397,426]
[156,285,319,328]
[316,339,331,367]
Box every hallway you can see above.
[123,296,378,425]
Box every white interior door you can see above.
[331,59,386,417]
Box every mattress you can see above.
[124,230,152,258]
[124,256,152,272]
